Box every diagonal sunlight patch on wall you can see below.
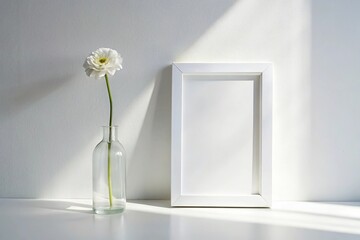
[176,0,312,200]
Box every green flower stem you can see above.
[105,74,113,208]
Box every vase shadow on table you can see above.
[32,200,94,214]
[35,200,172,214]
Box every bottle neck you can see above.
[102,126,118,142]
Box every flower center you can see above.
[99,57,107,64]
[99,58,107,64]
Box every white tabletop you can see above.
[0,199,359,240]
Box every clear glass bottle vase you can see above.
[93,126,126,214]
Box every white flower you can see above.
[83,48,123,79]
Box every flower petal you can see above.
[83,47,123,79]
[107,69,116,76]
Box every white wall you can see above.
[0,0,359,201]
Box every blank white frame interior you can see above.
[171,63,272,207]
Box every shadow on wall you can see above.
[128,66,172,199]
[0,55,91,198]
[0,58,76,122]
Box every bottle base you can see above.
[93,207,125,215]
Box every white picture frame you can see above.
[171,63,272,207]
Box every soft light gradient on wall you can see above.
[0,0,359,201]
